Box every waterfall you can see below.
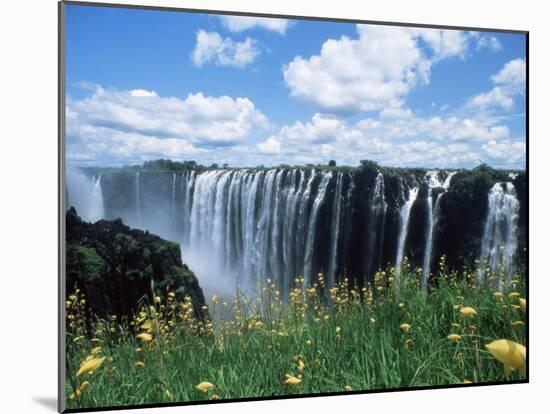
[89,175,104,222]
[66,168,104,222]
[303,172,332,284]
[395,186,419,282]
[171,172,177,215]
[478,182,520,289]
[421,171,456,287]
[365,172,387,281]
[135,172,142,227]
[92,167,523,298]
[327,173,344,288]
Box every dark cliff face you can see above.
[65,207,206,318]
[77,163,527,289]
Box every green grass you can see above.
[65,263,526,410]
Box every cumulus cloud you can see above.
[475,35,502,52]
[492,58,526,86]
[219,16,293,34]
[67,85,268,163]
[282,25,472,115]
[192,30,260,67]
[469,58,526,110]
[482,139,526,166]
[253,110,517,168]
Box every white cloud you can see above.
[492,58,526,86]
[192,30,260,68]
[129,89,158,97]
[469,58,526,110]
[253,110,515,168]
[219,16,292,34]
[482,139,526,166]
[283,25,472,115]
[67,85,268,163]
[413,28,469,60]
[475,35,502,52]
[470,86,514,110]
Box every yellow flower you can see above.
[305,339,312,346]
[135,361,145,368]
[398,303,405,309]
[370,318,376,324]
[69,390,81,400]
[453,304,462,310]
[519,298,526,312]
[404,339,413,349]
[283,374,302,385]
[141,320,156,332]
[451,323,460,328]
[345,385,352,391]
[463,379,472,384]
[494,292,503,300]
[73,336,84,343]
[485,339,526,378]
[459,307,477,317]
[400,323,412,332]
[79,381,90,391]
[136,333,153,342]
[508,292,521,301]
[447,334,462,342]
[511,320,524,328]
[335,326,342,334]
[196,381,215,392]
[297,359,305,372]
[90,347,102,354]
[154,296,161,304]
[76,357,105,378]
[210,394,220,400]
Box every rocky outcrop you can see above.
[65,207,206,318]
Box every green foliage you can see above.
[65,265,526,409]
[67,245,106,283]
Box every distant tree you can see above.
[223,163,229,168]
[328,160,337,167]
[209,163,219,169]
[359,160,380,170]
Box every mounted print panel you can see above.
[59,1,528,412]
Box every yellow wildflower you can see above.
[463,379,472,384]
[335,326,342,334]
[400,323,412,332]
[511,320,524,328]
[283,375,302,385]
[494,292,503,300]
[459,307,477,317]
[485,339,526,378]
[76,357,105,378]
[447,334,462,342]
[345,385,352,391]
[135,361,145,368]
[196,381,215,392]
[519,298,526,312]
[136,333,153,342]
[508,292,521,301]
[90,347,102,354]
[210,394,220,400]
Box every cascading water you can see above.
[395,185,419,282]
[303,172,332,285]
[365,172,387,281]
[478,182,520,289]
[421,171,456,287]
[66,167,104,222]
[74,166,524,298]
[135,172,142,227]
[327,173,344,288]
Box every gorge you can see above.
[67,162,527,298]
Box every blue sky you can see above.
[65,4,526,169]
